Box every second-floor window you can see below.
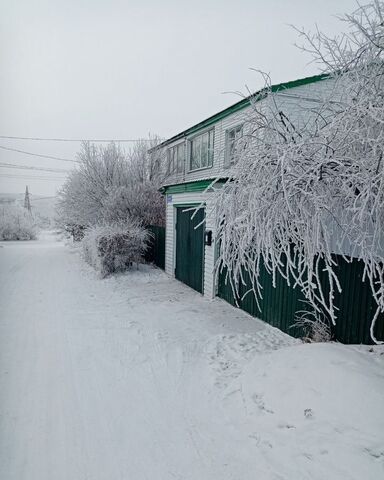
[225,124,244,166]
[189,129,214,171]
[167,142,185,174]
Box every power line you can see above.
[0,173,67,179]
[0,176,66,182]
[0,145,79,163]
[30,195,57,201]
[0,173,67,181]
[0,135,157,142]
[0,162,72,173]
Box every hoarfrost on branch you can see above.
[214,2,384,342]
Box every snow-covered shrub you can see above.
[81,220,150,277]
[0,206,37,241]
[294,308,332,343]
[64,224,86,242]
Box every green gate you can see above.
[175,207,205,293]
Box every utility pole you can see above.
[24,185,31,213]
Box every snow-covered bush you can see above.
[64,224,86,242]
[82,220,150,277]
[0,206,37,241]
[294,308,332,343]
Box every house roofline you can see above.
[159,177,229,194]
[149,72,330,153]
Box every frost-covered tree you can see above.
[214,2,384,342]
[57,136,166,229]
[101,138,166,226]
[101,184,165,227]
[56,142,128,227]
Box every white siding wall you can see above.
[162,78,335,185]
[203,196,217,298]
[164,194,175,276]
[213,107,251,173]
[165,192,217,298]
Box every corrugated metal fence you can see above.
[218,255,384,344]
[145,225,165,270]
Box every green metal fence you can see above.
[218,255,384,344]
[146,225,165,270]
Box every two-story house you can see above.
[150,72,384,344]
[150,73,331,297]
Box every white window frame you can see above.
[187,128,215,172]
[225,123,244,167]
[167,141,185,175]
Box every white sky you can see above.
[0,0,358,196]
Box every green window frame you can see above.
[189,129,214,171]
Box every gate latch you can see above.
[204,230,213,246]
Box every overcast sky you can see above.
[1,0,358,197]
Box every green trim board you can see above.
[150,73,330,152]
[161,178,228,194]
[171,203,204,208]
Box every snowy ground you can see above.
[0,231,383,480]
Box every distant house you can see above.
[150,73,384,344]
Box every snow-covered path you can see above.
[0,232,383,480]
[0,232,282,479]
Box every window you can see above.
[167,142,185,174]
[225,124,243,166]
[189,129,214,171]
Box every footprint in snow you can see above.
[252,394,274,414]
[277,423,296,430]
[304,408,314,419]
[364,447,384,460]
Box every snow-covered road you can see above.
[0,232,383,480]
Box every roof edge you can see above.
[150,72,330,152]
[159,177,229,194]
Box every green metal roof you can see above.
[160,178,228,194]
[150,72,329,152]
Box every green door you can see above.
[175,207,205,293]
